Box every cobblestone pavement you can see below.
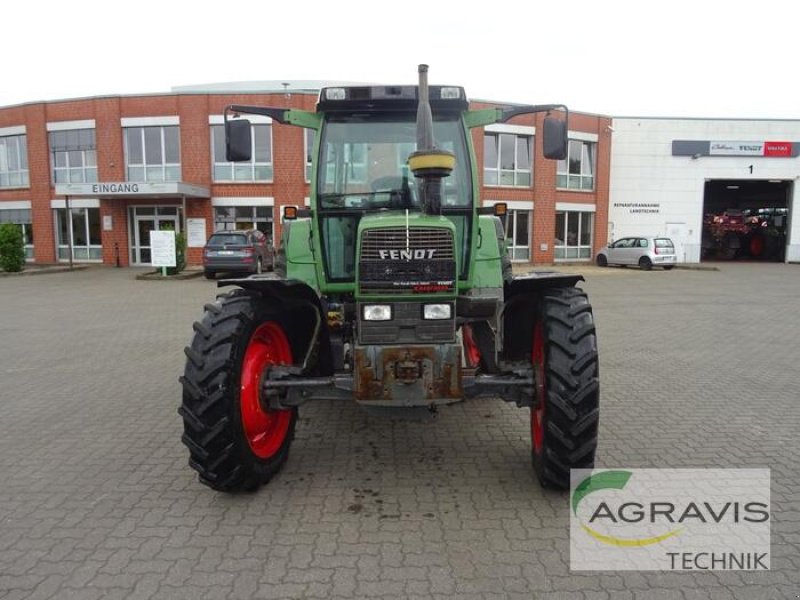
[0,264,798,599]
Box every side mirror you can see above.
[225,119,252,162]
[542,116,568,160]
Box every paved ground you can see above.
[0,264,798,599]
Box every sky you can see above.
[4,0,798,119]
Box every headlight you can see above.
[440,87,461,99]
[362,304,392,321]
[325,88,346,100]
[423,303,452,320]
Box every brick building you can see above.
[0,83,610,267]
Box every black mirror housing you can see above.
[225,119,252,162]
[543,116,568,160]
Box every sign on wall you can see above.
[613,202,661,214]
[187,218,207,248]
[673,140,797,158]
[150,230,176,268]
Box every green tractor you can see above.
[179,65,599,492]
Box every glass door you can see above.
[129,206,181,265]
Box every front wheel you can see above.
[596,254,608,267]
[530,287,599,489]
[179,290,297,492]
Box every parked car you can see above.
[596,237,676,270]
[202,230,274,279]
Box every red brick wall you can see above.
[470,102,611,264]
[0,91,609,267]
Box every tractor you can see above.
[179,65,599,492]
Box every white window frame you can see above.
[49,128,98,184]
[54,205,103,263]
[0,202,34,260]
[0,134,29,189]
[483,132,533,188]
[557,139,596,191]
[210,123,273,183]
[554,209,595,261]
[211,197,274,243]
[124,126,181,182]
[305,129,315,183]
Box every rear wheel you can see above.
[204,271,215,280]
[663,265,674,271]
[639,256,652,270]
[596,254,608,267]
[530,287,599,489]
[179,290,297,492]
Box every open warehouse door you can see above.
[701,179,791,262]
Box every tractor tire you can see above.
[179,289,297,492]
[530,287,599,489]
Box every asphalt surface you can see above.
[0,263,798,599]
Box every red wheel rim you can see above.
[240,322,293,459]
[531,319,545,454]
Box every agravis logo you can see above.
[570,469,771,571]
[572,470,682,547]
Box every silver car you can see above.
[596,237,676,270]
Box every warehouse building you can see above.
[609,117,800,263]
[0,82,611,268]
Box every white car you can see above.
[596,237,676,270]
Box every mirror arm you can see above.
[499,104,569,123]
[224,105,290,124]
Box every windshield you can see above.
[317,115,471,210]
[207,233,247,246]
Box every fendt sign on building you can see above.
[672,140,797,158]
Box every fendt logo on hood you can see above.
[378,249,437,260]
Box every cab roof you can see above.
[317,85,469,114]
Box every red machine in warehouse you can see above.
[702,208,787,261]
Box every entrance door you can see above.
[131,208,180,265]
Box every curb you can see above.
[673,264,720,272]
[0,265,90,277]
[135,269,205,281]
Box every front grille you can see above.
[359,227,455,295]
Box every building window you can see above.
[0,208,33,260]
[0,135,29,188]
[305,129,315,183]
[484,133,532,187]
[50,129,97,184]
[557,140,595,190]
[211,124,272,182]
[213,206,273,245]
[55,207,102,262]
[125,126,181,182]
[554,211,594,260]
[499,209,531,262]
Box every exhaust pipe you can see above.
[408,64,455,215]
